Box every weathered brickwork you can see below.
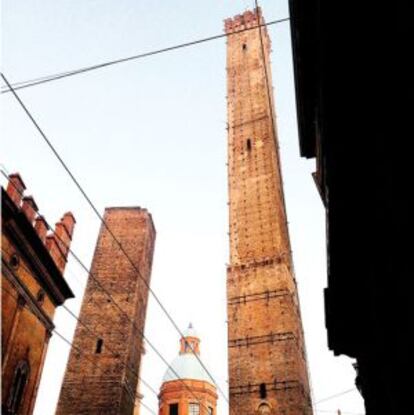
[56,207,155,415]
[225,9,312,415]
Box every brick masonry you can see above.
[225,8,313,415]
[56,207,155,415]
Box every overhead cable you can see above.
[0,285,157,415]
[315,388,358,404]
[0,18,289,94]
[1,72,230,404]
[0,169,213,413]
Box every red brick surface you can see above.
[56,207,155,415]
[225,9,312,415]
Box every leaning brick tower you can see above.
[225,8,313,415]
[56,207,155,415]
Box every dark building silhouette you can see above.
[288,2,407,414]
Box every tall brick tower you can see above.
[225,8,313,415]
[56,207,155,415]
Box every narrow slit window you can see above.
[242,43,247,51]
[95,338,103,354]
[259,383,267,399]
[247,139,252,151]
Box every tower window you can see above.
[95,338,103,354]
[258,403,271,414]
[169,403,179,415]
[247,139,252,151]
[259,383,267,399]
[242,43,247,51]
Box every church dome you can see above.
[162,353,212,383]
[159,323,218,415]
[162,323,213,384]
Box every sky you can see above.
[1,1,365,415]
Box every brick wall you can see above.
[56,207,155,415]
[225,9,312,415]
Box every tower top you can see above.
[182,322,199,339]
[180,322,200,355]
[224,7,264,34]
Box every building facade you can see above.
[158,324,218,415]
[288,1,408,413]
[1,172,75,415]
[225,9,313,415]
[56,207,155,414]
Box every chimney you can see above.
[55,212,76,263]
[34,216,48,243]
[46,234,66,274]
[6,173,26,206]
[22,196,38,224]
[55,222,70,258]
[48,212,76,274]
[62,212,76,238]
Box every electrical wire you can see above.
[0,73,230,404]
[315,388,358,405]
[0,9,361,412]
[316,410,364,415]
[0,169,215,413]
[0,285,157,415]
[1,250,158,398]
[0,18,289,94]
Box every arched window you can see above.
[247,138,252,151]
[7,360,30,414]
[258,402,271,414]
